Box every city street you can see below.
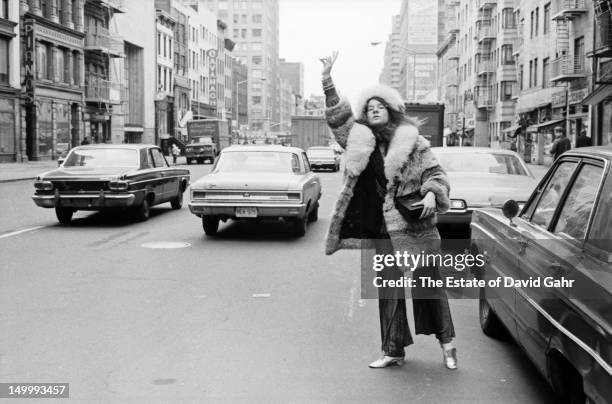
[0,167,556,402]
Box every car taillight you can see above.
[109,180,129,191]
[450,199,467,210]
[287,192,301,200]
[34,180,54,191]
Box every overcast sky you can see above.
[279,0,401,104]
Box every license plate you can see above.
[235,207,258,218]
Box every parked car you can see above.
[306,146,341,171]
[185,138,217,165]
[188,145,322,237]
[471,146,612,403]
[32,144,190,224]
[432,147,538,238]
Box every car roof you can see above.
[431,146,519,156]
[307,146,333,150]
[561,145,612,160]
[223,145,305,153]
[73,144,155,150]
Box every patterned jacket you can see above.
[325,96,451,255]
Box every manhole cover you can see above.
[141,241,191,249]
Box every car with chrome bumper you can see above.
[471,146,612,403]
[306,146,340,171]
[188,145,321,237]
[32,144,190,224]
[432,147,538,238]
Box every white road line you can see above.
[347,277,358,321]
[252,293,271,298]
[0,226,45,240]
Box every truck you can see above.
[185,118,230,164]
[404,103,444,147]
[289,116,333,150]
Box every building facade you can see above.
[0,0,21,162]
[231,54,247,130]
[206,0,280,133]
[20,0,86,161]
[379,15,401,92]
[155,8,175,150]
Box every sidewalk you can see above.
[0,156,189,183]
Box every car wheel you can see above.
[308,201,319,222]
[55,207,73,225]
[134,198,150,222]
[479,288,505,338]
[170,189,183,209]
[293,216,308,237]
[202,216,219,236]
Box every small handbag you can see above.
[394,189,424,221]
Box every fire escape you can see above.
[475,5,495,110]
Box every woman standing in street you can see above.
[321,52,458,369]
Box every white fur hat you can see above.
[353,85,405,122]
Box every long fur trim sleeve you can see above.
[325,97,355,149]
[419,149,450,213]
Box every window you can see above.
[301,153,311,172]
[252,28,262,37]
[0,0,8,19]
[533,58,538,87]
[575,36,585,71]
[241,28,247,38]
[252,14,262,23]
[252,55,262,65]
[519,64,524,90]
[542,57,550,88]
[528,162,577,227]
[37,43,48,80]
[0,38,8,84]
[529,60,533,87]
[150,148,168,168]
[157,33,161,55]
[233,14,238,24]
[56,48,65,82]
[252,42,262,51]
[530,10,534,38]
[553,164,603,239]
[501,8,515,29]
[544,3,551,34]
[252,95,261,104]
[241,14,247,23]
[233,28,238,39]
[501,82,513,101]
[535,7,539,36]
[501,45,514,65]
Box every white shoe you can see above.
[368,355,404,368]
[442,348,458,370]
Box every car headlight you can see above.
[109,180,129,191]
[34,180,54,191]
[450,199,467,210]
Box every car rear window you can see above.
[435,152,528,175]
[214,151,295,173]
[63,148,139,168]
[307,149,335,157]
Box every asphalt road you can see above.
[0,165,556,403]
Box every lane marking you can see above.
[252,293,271,298]
[0,226,45,240]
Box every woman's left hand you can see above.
[412,192,437,219]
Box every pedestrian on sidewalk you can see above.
[576,129,592,148]
[171,144,180,165]
[550,126,571,161]
[81,136,90,145]
[320,51,457,370]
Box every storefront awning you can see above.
[502,125,521,136]
[582,85,612,106]
[527,119,565,132]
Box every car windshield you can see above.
[214,151,295,173]
[63,148,139,168]
[307,149,334,157]
[435,152,528,175]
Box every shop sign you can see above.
[569,89,588,105]
[22,19,36,105]
[207,49,218,110]
[552,91,566,108]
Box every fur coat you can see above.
[325,95,451,256]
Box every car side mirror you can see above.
[502,199,519,226]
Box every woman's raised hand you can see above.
[320,51,339,78]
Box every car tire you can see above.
[293,216,308,237]
[479,288,505,338]
[308,201,319,222]
[55,207,73,225]
[170,189,183,209]
[134,198,150,222]
[202,216,219,236]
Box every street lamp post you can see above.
[371,41,418,102]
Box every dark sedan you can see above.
[471,146,612,403]
[32,144,190,224]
